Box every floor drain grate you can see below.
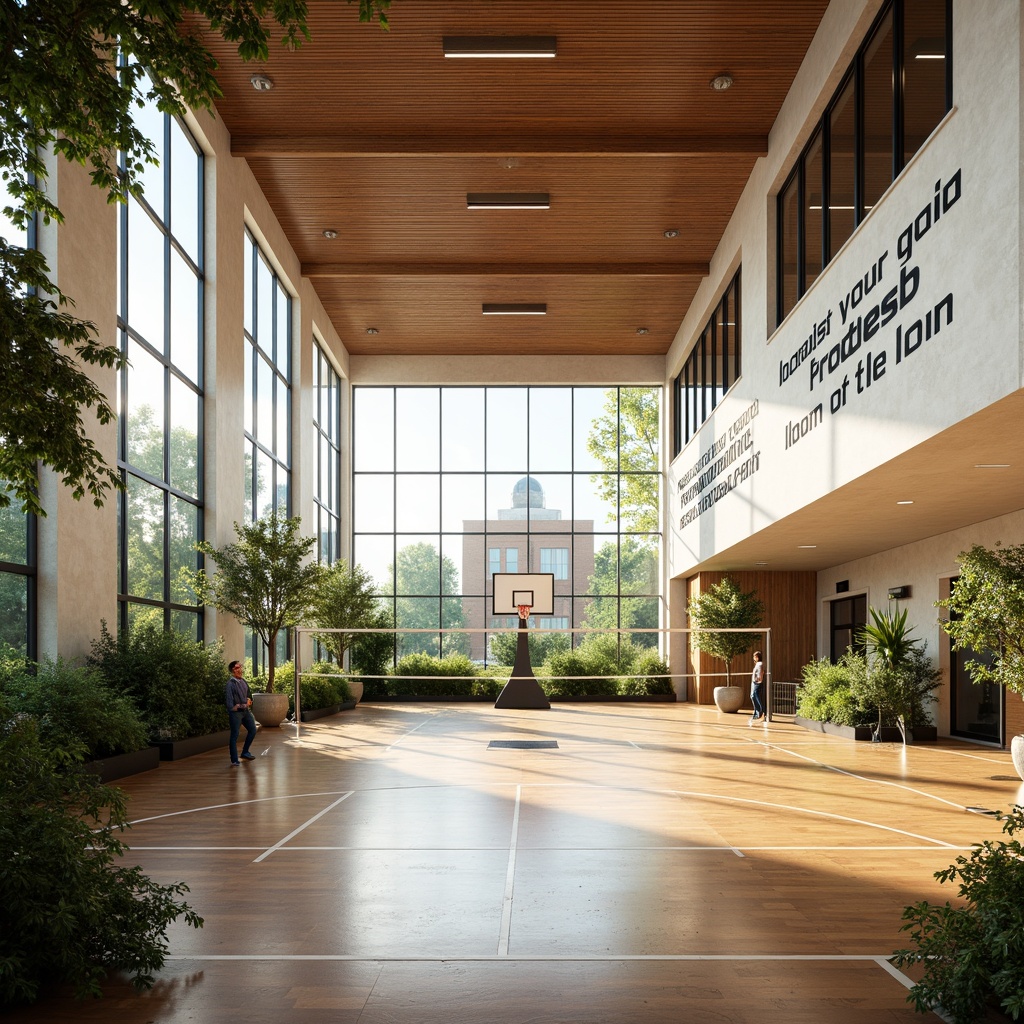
[488,740,559,749]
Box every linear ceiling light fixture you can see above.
[482,303,547,315]
[444,36,557,58]
[467,192,550,209]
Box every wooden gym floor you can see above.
[10,702,1023,1023]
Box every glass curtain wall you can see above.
[243,230,291,521]
[0,204,36,657]
[353,386,661,665]
[116,87,204,637]
[242,230,292,672]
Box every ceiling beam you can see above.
[233,135,767,159]
[302,262,710,278]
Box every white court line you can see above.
[385,716,434,752]
[126,843,969,853]
[497,784,522,956]
[668,789,957,847]
[253,792,354,863]
[165,953,918,963]
[127,782,958,850]
[127,791,351,826]
[754,740,973,811]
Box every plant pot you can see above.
[1011,734,1024,782]
[347,679,364,703]
[252,691,289,728]
[713,685,744,714]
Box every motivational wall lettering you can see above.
[677,400,761,528]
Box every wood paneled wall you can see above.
[684,571,817,706]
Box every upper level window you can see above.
[672,269,741,455]
[540,547,569,580]
[243,229,292,519]
[313,340,341,563]
[777,0,951,324]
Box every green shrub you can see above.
[851,644,941,731]
[1,655,147,759]
[488,630,570,668]
[88,622,227,741]
[542,647,619,698]
[394,652,477,678]
[361,677,391,699]
[288,662,353,715]
[796,653,873,727]
[619,650,674,696]
[471,676,504,699]
[0,701,202,1006]
[893,804,1024,1024]
[350,607,395,679]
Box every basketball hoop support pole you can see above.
[494,612,550,710]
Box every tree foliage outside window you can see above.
[390,542,467,658]
[586,387,660,533]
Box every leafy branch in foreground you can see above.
[892,804,1024,1023]
[0,702,203,1005]
[0,0,391,514]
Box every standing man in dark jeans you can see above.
[749,649,766,725]
[226,660,257,766]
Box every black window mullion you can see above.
[893,0,905,176]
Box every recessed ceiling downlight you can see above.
[250,73,274,91]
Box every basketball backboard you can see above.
[492,573,555,617]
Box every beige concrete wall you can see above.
[37,149,119,660]
[351,353,664,386]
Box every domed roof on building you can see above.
[512,476,545,508]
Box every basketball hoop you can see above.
[517,604,532,622]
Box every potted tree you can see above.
[189,513,323,727]
[688,577,764,713]
[310,560,381,703]
[938,543,1024,780]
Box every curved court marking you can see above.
[755,739,972,811]
[127,781,956,848]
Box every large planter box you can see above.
[89,746,161,782]
[158,729,231,761]
[299,700,357,722]
[794,717,936,742]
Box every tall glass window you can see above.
[776,0,951,323]
[353,386,662,665]
[117,89,204,637]
[243,230,291,521]
[672,270,741,454]
[313,340,341,564]
[0,203,36,657]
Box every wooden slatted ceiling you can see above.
[185,0,831,355]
